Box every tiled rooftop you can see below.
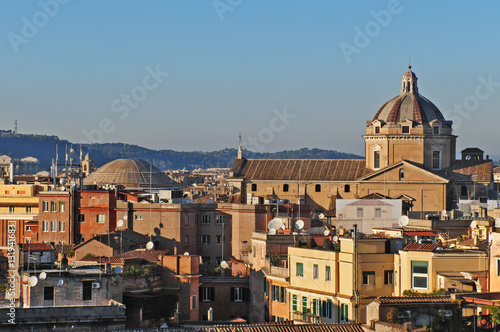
[230,159,370,181]
[19,243,53,251]
[403,242,439,251]
[116,249,169,262]
[207,322,364,332]
[376,296,452,304]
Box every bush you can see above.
[323,238,334,251]
[307,237,317,249]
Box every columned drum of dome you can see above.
[363,66,457,171]
[83,159,175,189]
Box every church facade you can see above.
[228,67,493,217]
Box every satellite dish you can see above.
[57,279,64,286]
[441,210,447,216]
[208,198,214,203]
[123,215,128,221]
[117,219,124,228]
[39,272,47,280]
[60,186,66,191]
[28,276,38,287]
[60,178,66,186]
[220,261,229,269]
[319,213,325,219]
[114,266,122,274]
[323,229,331,236]
[332,235,339,242]
[184,252,190,255]
[495,218,500,228]
[268,228,277,235]
[268,218,283,231]
[295,219,304,230]
[398,216,409,227]
[146,241,154,250]
[470,220,477,229]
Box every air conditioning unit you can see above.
[92,282,100,289]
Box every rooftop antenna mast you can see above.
[14,120,17,135]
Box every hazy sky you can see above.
[1,1,500,157]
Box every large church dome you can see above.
[372,66,447,126]
[84,159,175,189]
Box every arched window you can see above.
[283,184,289,192]
[399,169,405,181]
[372,145,382,170]
[251,184,257,191]
[344,184,350,193]
[431,145,443,170]
[315,184,321,192]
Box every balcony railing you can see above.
[292,312,321,323]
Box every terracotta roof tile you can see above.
[116,249,169,262]
[208,322,364,332]
[403,242,439,251]
[403,231,437,237]
[19,243,53,251]
[80,256,124,264]
[447,160,493,182]
[230,159,370,181]
[377,296,452,304]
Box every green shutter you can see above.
[292,294,297,311]
[297,262,303,277]
[411,260,428,267]
[313,299,316,315]
[302,296,307,314]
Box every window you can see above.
[201,256,210,265]
[375,126,380,134]
[432,150,441,169]
[43,201,49,212]
[82,281,92,301]
[344,184,350,193]
[9,206,14,213]
[315,184,321,192]
[296,262,304,277]
[302,296,307,315]
[184,236,189,245]
[340,303,348,321]
[384,270,394,285]
[280,286,286,303]
[357,208,363,218]
[26,206,32,214]
[322,300,333,318]
[216,215,225,224]
[433,126,440,135]
[363,271,375,285]
[96,214,105,223]
[375,208,381,218]
[134,214,143,220]
[231,287,248,302]
[44,286,54,301]
[272,285,279,302]
[402,125,410,134]
[76,234,85,243]
[251,184,257,191]
[184,216,189,225]
[59,201,65,212]
[200,287,214,302]
[43,221,49,232]
[51,201,57,212]
[312,298,320,316]
[201,235,210,244]
[25,225,31,232]
[59,221,65,232]
[78,214,85,223]
[292,294,297,311]
[202,215,211,224]
[51,221,57,232]
[215,257,222,266]
[497,259,500,276]
[216,235,225,244]
[326,266,331,281]
[374,150,381,169]
[399,169,405,180]
[313,264,319,279]
[191,295,197,310]
[283,184,289,192]
[412,261,428,289]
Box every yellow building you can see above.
[0,183,44,246]
[228,66,493,215]
[395,243,488,295]
[287,236,395,324]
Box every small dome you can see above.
[84,159,175,189]
[372,67,446,125]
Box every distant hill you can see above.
[0,130,362,171]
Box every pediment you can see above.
[358,160,448,183]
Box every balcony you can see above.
[292,311,321,324]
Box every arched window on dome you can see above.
[372,145,382,170]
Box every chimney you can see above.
[173,246,178,255]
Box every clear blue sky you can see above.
[1,1,500,157]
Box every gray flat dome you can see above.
[84,159,174,188]
[372,66,447,125]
